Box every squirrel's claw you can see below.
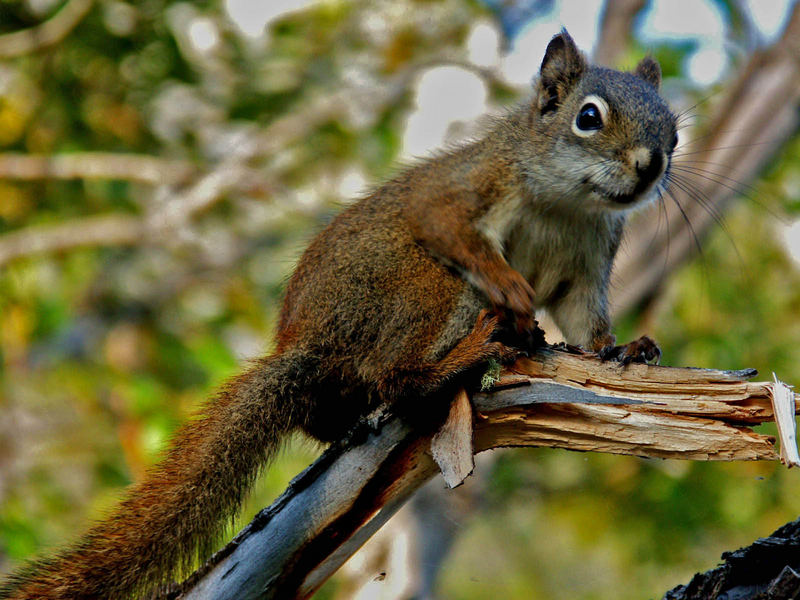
[599,335,661,365]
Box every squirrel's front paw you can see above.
[598,335,661,365]
[475,270,536,333]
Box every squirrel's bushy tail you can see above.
[0,350,316,600]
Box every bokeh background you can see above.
[1,0,800,598]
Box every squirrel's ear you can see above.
[634,56,661,90]
[537,29,586,114]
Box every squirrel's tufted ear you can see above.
[537,29,587,115]
[634,56,661,90]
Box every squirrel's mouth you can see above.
[591,185,639,205]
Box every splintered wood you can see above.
[468,350,800,464]
[431,388,475,488]
[771,374,800,467]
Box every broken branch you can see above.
[172,349,799,600]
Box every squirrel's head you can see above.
[526,30,677,211]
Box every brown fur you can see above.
[1,31,676,598]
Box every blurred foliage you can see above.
[0,1,799,599]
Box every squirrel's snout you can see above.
[630,147,665,191]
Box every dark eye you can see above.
[576,103,603,131]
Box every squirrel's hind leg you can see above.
[376,309,518,430]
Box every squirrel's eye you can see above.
[576,103,603,131]
[572,96,609,137]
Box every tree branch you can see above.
[0,159,266,267]
[168,349,798,600]
[0,0,94,58]
[0,153,196,184]
[0,214,144,265]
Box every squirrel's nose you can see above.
[631,148,664,189]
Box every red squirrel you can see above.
[0,30,675,599]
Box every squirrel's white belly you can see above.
[504,200,620,310]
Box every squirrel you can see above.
[1,30,676,599]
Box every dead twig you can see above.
[0,214,144,265]
[0,153,195,185]
[0,0,94,58]
[0,158,264,267]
